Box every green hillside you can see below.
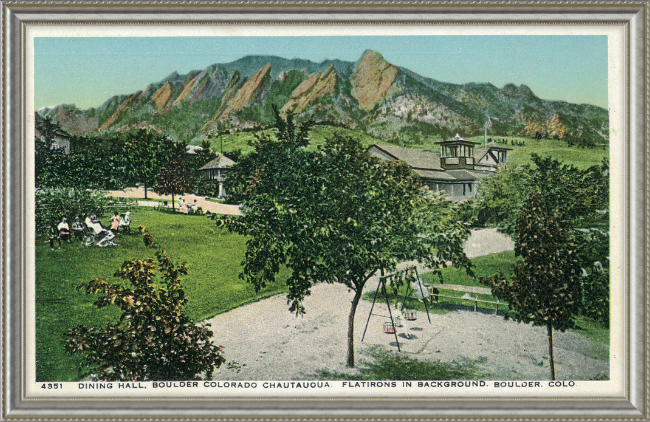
[195,125,384,156]
[197,125,608,170]
[465,135,608,169]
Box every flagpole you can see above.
[484,125,487,147]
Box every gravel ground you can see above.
[205,229,608,381]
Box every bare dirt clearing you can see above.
[107,187,242,215]
[205,229,608,381]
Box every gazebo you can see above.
[198,153,236,198]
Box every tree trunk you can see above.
[171,192,175,211]
[347,288,363,368]
[144,182,148,199]
[547,322,556,380]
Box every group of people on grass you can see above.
[50,211,131,250]
[178,198,199,214]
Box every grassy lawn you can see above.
[35,208,289,382]
[315,347,486,381]
[37,209,609,381]
[364,252,516,315]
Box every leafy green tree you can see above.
[475,166,529,236]
[195,140,217,167]
[478,155,610,325]
[124,129,176,199]
[218,109,472,367]
[35,187,106,237]
[36,130,130,190]
[478,154,608,237]
[70,133,131,190]
[481,191,582,380]
[155,156,195,211]
[66,249,225,381]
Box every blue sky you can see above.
[34,35,608,110]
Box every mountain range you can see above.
[37,50,609,144]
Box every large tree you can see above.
[481,190,582,380]
[218,109,472,367]
[35,119,128,190]
[155,155,195,211]
[124,129,176,199]
[477,154,608,237]
[478,155,610,325]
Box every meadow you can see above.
[465,135,609,169]
[198,125,382,157]
[35,208,289,381]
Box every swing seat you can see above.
[383,321,396,334]
[402,309,417,321]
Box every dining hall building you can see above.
[368,134,511,201]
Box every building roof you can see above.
[369,144,443,171]
[413,169,457,181]
[446,170,479,182]
[467,170,497,180]
[483,142,513,151]
[186,145,204,155]
[413,169,481,183]
[473,147,490,161]
[199,154,236,170]
[473,143,511,161]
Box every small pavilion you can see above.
[198,153,236,198]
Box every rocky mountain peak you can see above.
[351,50,400,110]
[37,52,608,145]
[281,64,338,115]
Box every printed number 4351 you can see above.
[41,383,62,389]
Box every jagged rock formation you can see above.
[351,50,399,110]
[40,104,98,137]
[152,82,173,111]
[520,113,571,138]
[282,65,337,114]
[217,64,271,120]
[37,50,609,145]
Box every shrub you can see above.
[66,249,225,381]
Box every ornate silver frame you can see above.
[2,1,647,419]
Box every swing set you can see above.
[361,266,432,351]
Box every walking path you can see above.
[107,187,242,215]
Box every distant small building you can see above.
[185,145,204,155]
[34,119,72,154]
[198,153,236,198]
[368,134,511,201]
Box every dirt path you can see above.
[204,229,608,381]
[107,187,242,215]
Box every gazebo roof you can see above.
[434,133,480,146]
[198,154,236,170]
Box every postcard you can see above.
[21,21,628,406]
